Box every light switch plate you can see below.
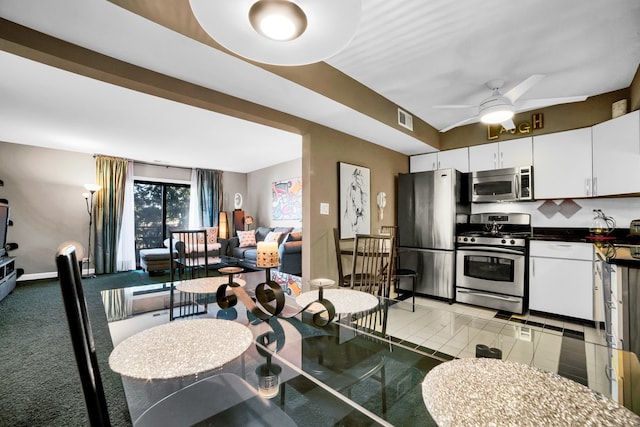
[320,203,330,215]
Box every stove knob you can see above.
[510,239,516,245]
[501,239,506,244]
[470,238,475,243]
[463,237,468,242]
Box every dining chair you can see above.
[56,244,111,427]
[333,227,352,287]
[350,233,395,337]
[169,229,211,320]
[379,225,417,311]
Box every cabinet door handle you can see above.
[585,178,591,196]
[438,161,441,169]
[500,151,504,168]
[593,176,598,196]
[531,258,535,276]
[493,152,497,169]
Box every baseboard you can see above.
[18,272,57,281]
[18,268,95,282]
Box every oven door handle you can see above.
[457,246,524,256]
[457,289,522,303]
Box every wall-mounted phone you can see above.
[376,192,387,221]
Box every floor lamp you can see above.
[82,184,101,278]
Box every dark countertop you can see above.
[531,227,640,267]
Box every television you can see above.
[0,203,9,258]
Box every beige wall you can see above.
[246,158,302,230]
[303,124,407,289]
[0,142,95,277]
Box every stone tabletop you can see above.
[296,289,378,314]
[109,319,252,380]
[175,276,246,294]
[422,358,640,426]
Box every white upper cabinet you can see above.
[410,148,469,173]
[499,137,533,169]
[468,137,532,172]
[437,147,469,172]
[410,152,438,172]
[592,110,640,197]
[533,127,593,199]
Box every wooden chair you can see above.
[333,227,352,287]
[379,225,417,311]
[56,244,111,426]
[350,233,395,336]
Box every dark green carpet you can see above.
[0,270,171,426]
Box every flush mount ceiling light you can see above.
[189,0,361,66]
[249,0,307,41]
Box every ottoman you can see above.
[139,247,176,274]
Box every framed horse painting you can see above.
[338,162,371,239]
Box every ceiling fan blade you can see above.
[500,118,516,131]
[517,95,588,111]
[440,116,479,132]
[503,74,545,103]
[433,104,476,109]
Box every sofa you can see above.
[227,226,301,275]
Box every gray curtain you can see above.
[94,155,128,274]
[197,169,223,228]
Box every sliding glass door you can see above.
[134,181,190,262]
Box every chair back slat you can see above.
[56,244,111,427]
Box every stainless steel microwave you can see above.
[471,166,534,203]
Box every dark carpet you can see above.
[0,270,171,427]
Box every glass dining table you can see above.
[101,270,638,426]
[101,270,442,426]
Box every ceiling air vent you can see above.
[398,108,413,131]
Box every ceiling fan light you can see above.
[481,109,514,124]
[249,0,307,41]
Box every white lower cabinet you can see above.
[529,241,594,320]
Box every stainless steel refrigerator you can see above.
[396,169,469,300]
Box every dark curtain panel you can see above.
[94,155,128,274]
[197,169,223,228]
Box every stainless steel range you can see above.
[455,213,531,314]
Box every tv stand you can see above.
[0,256,16,302]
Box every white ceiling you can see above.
[0,0,639,172]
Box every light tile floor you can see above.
[384,295,611,398]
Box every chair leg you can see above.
[412,275,416,312]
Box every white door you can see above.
[437,147,469,172]
[533,127,592,199]
[469,143,499,171]
[410,153,438,172]
[592,111,640,196]
[529,242,594,320]
[499,137,533,169]
[529,256,593,320]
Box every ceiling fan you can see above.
[435,74,588,132]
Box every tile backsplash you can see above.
[471,197,640,229]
